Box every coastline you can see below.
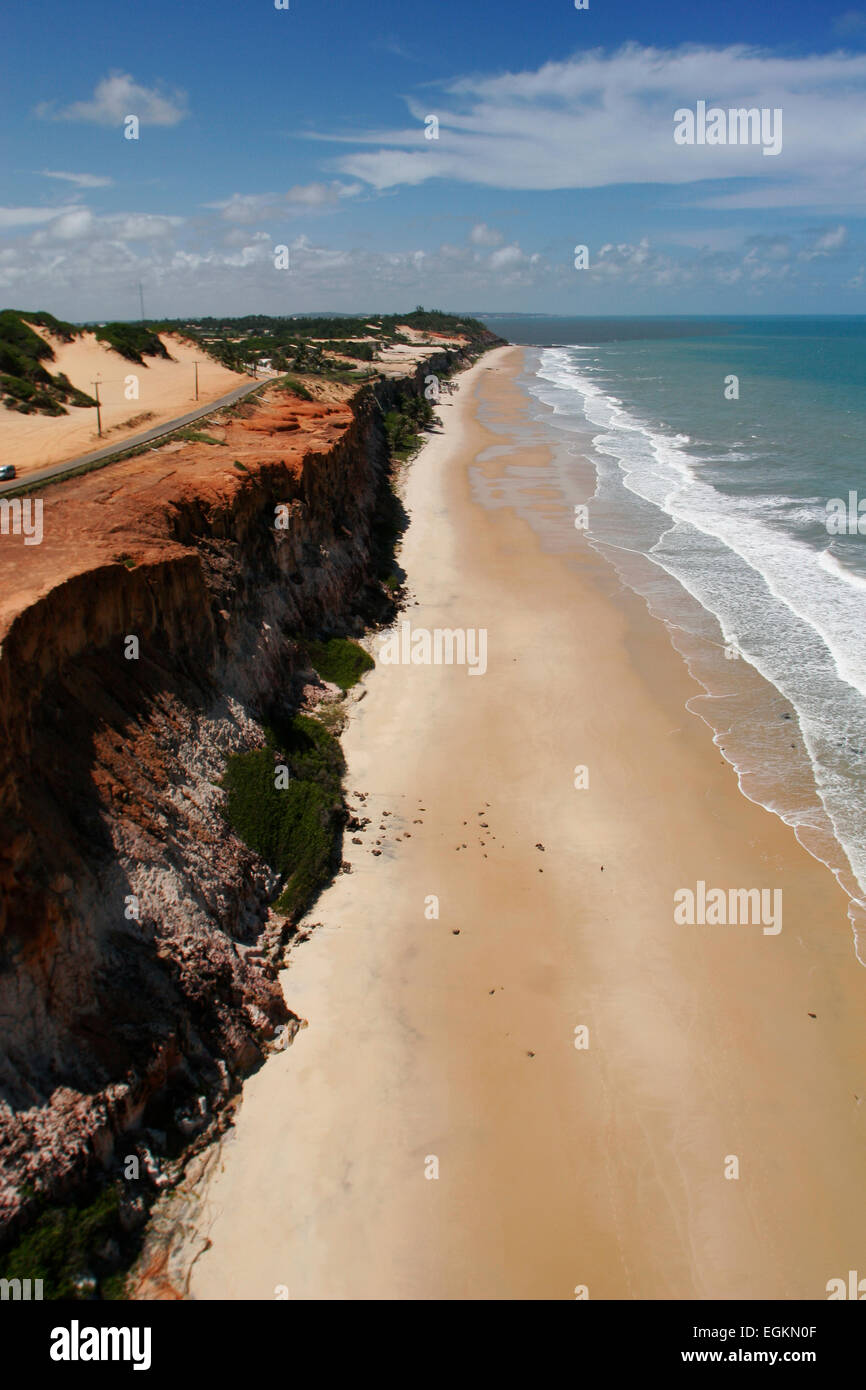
[173,345,866,1300]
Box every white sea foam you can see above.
[530,346,866,941]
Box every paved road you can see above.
[0,374,276,495]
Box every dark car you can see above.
[0,465,16,481]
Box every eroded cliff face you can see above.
[0,357,460,1241]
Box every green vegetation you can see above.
[0,308,96,415]
[221,712,346,919]
[92,322,171,364]
[152,309,501,376]
[326,339,377,362]
[233,459,248,471]
[321,365,378,384]
[305,636,374,692]
[277,376,314,401]
[11,309,78,341]
[0,1186,125,1301]
[0,307,499,415]
[384,389,436,460]
[174,428,223,445]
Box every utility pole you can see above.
[193,360,199,401]
[138,282,145,322]
[92,379,103,437]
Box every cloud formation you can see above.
[40,170,113,188]
[325,45,866,208]
[470,222,504,246]
[207,182,363,224]
[36,72,188,126]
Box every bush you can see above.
[0,1187,121,1300]
[221,714,345,919]
[0,373,35,401]
[0,312,97,414]
[278,377,313,401]
[305,637,374,691]
[93,323,170,364]
[175,429,222,445]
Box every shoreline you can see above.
[171,345,866,1300]
[520,343,866,959]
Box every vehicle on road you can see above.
[0,465,16,480]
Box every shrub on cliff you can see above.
[384,389,436,461]
[0,1187,122,1300]
[278,376,314,401]
[221,714,346,920]
[305,637,374,692]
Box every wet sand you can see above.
[183,346,866,1301]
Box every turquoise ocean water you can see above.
[481,317,866,956]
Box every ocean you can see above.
[480,316,866,958]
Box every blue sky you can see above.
[3,0,866,318]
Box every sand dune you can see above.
[1,328,250,476]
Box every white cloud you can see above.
[30,209,184,243]
[800,224,848,258]
[489,243,526,270]
[470,222,503,246]
[40,170,113,188]
[285,180,362,206]
[109,213,183,241]
[45,208,95,240]
[0,206,73,229]
[209,181,363,224]
[322,45,866,209]
[0,208,854,316]
[37,72,188,126]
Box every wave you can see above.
[528,345,866,951]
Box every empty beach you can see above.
[181,346,866,1300]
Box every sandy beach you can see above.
[181,346,866,1301]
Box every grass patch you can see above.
[277,376,314,401]
[221,713,345,919]
[0,1187,124,1300]
[304,636,374,692]
[174,428,223,446]
[233,459,248,471]
[322,366,378,384]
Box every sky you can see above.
[2,0,866,319]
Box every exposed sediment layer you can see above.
[0,349,474,1241]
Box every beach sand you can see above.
[1,329,249,475]
[183,346,866,1301]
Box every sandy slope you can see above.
[177,347,866,1301]
[0,329,250,475]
